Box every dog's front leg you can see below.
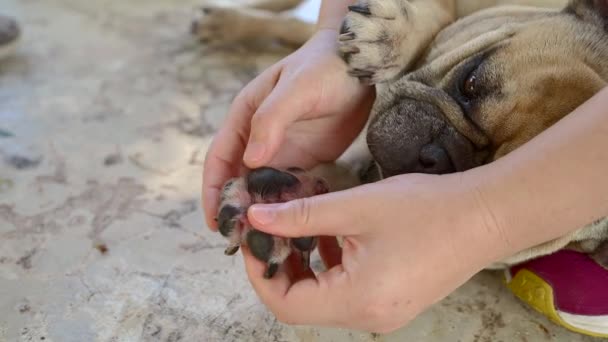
[338,0,457,84]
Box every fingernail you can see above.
[244,142,266,164]
[250,205,279,225]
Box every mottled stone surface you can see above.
[0,0,602,341]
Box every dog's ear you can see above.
[566,0,608,30]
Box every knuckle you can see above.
[231,90,252,113]
[232,89,247,104]
[293,198,312,229]
[250,111,270,129]
[231,90,259,119]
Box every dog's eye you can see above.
[462,73,478,100]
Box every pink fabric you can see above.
[510,250,608,316]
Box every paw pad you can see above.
[217,167,329,278]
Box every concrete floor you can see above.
[0,0,603,341]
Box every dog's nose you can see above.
[418,144,452,173]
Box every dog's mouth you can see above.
[371,139,476,180]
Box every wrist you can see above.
[297,28,341,57]
[433,172,515,268]
[388,173,513,269]
[315,0,358,32]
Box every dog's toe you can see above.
[217,167,327,278]
[338,0,418,83]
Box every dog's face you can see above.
[367,0,608,178]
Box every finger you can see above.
[243,74,319,168]
[247,186,373,237]
[202,131,245,229]
[318,236,342,269]
[202,65,282,228]
[242,246,351,327]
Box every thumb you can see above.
[243,76,317,168]
[247,189,369,237]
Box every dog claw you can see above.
[292,237,316,268]
[264,263,279,279]
[300,251,311,268]
[224,246,240,256]
[340,21,350,35]
[339,32,356,41]
[340,45,360,54]
[348,5,372,16]
[349,68,374,78]
[359,76,374,85]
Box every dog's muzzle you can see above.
[367,81,490,177]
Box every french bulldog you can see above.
[203,0,608,276]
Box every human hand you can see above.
[241,173,510,333]
[203,29,375,229]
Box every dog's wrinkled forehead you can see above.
[429,10,545,59]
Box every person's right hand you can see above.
[203,29,375,229]
[240,172,511,333]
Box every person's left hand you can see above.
[238,172,511,333]
[201,29,374,230]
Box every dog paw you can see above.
[190,5,251,43]
[217,167,329,278]
[338,0,422,84]
[0,15,20,60]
